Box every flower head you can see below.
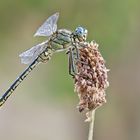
[74,41,109,113]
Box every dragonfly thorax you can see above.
[49,29,72,51]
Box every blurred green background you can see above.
[0,0,140,140]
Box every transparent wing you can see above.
[19,41,47,64]
[34,12,59,37]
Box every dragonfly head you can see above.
[74,26,88,42]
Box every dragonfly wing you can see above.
[34,12,59,37]
[19,41,47,64]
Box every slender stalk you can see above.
[88,110,96,140]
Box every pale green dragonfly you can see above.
[0,12,88,107]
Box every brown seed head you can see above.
[74,41,109,112]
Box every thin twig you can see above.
[88,110,96,140]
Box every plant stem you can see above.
[88,110,96,140]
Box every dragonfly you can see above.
[0,12,88,107]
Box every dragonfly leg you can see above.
[67,49,77,77]
[71,42,89,66]
[76,59,89,66]
[71,41,80,59]
[72,45,89,66]
[68,50,74,77]
[38,49,52,63]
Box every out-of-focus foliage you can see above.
[0,0,140,140]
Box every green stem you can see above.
[88,110,96,140]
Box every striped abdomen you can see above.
[0,50,52,107]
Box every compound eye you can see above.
[79,30,82,34]
[76,27,83,35]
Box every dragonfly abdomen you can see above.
[0,58,39,107]
[0,49,53,107]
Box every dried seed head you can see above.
[74,41,109,113]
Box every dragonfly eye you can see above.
[75,26,88,41]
